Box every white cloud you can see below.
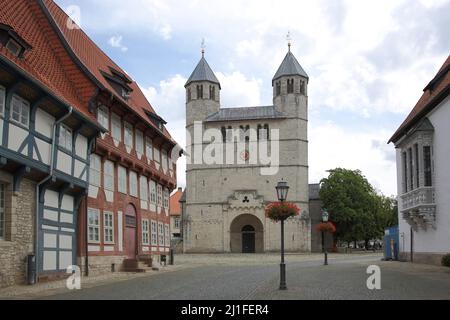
[309,120,397,196]
[216,72,262,107]
[108,35,128,52]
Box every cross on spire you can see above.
[286,31,292,52]
[201,38,206,57]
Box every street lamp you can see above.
[276,180,289,290]
[322,208,329,266]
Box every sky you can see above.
[56,0,450,197]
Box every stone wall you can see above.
[0,171,35,288]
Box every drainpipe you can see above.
[34,106,73,283]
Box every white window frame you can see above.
[124,122,133,150]
[0,86,5,115]
[129,171,138,197]
[88,208,100,243]
[149,180,156,204]
[145,137,153,161]
[157,184,162,207]
[59,124,72,151]
[0,183,5,240]
[135,129,144,156]
[142,219,149,245]
[118,165,127,194]
[103,160,114,192]
[174,217,180,229]
[158,222,164,246]
[163,188,169,209]
[111,113,122,142]
[154,147,160,164]
[103,211,114,244]
[151,220,157,246]
[165,224,170,247]
[10,94,30,128]
[98,105,109,130]
[139,176,148,202]
[89,154,101,187]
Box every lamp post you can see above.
[275,180,289,290]
[321,208,329,266]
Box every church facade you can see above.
[184,47,311,253]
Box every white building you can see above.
[389,55,450,265]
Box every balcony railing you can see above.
[400,187,436,230]
[400,186,435,211]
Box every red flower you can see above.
[265,202,300,222]
[315,222,336,234]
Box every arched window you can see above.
[276,81,281,96]
[300,80,306,95]
[221,126,226,143]
[287,79,294,93]
[197,85,203,99]
[242,225,255,232]
[257,124,262,140]
[209,85,215,100]
[264,124,269,140]
[187,88,191,102]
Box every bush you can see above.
[442,254,450,267]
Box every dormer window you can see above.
[0,24,32,58]
[144,110,167,132]
[101,67,133,101]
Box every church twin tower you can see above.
[183,46,311,253]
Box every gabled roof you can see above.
[205,106,286,122]
[273,51,309,82]
[185,56,220,88]
[169,188,183,216]
[389,55,450,144]
[40,0,175,143]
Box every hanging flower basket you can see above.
[265,202,300,222]
[315,222,336,234]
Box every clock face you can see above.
[240,150,250,161]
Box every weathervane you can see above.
[286,31,292,51]
[201,38,206,57]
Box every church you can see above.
[183,44,311,253]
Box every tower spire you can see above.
[201,38,206,57]
[286,31,292,52]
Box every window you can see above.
[165,224,170,247]
[88,208,100,243]
[162,150,168,172]
[142,219,149,245]
[10,94,29,127]
[0,86,5,115]
[276,81,281,96]
[111,113,122,141]
[145,137,153,161]
[135,129,144,156]
[187,88,191,102]
[118,165,127,194]
[209,85,215,100]
[0,184,5,240]
[408,148,413,191]
[163,188,169,209]
[59,124,72,151]
[151,221,157,245]
[158,222,164,246]
[414,144,419,188]
[424,146,432,187]
[402,151,407,193]
[6,38,21,57]
[104,160,114,192]
[154,147,160,164]
[124,122,133,149]
[221,126,226,143]
[174,217,180,229]
[196,85,203,99]
[149,180,156,204]
[287,79,294,93]
[103,211,114,244]
[157,184,163,207]
[89,154,101,187]
[129,171,138,197]
[98,105,109,130]
[300,80,306,95]
[140,176,148,202]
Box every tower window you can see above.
[221,126,226,143]
[264,124,269,140]
[187,88,192,102]
[209,85,215,100]
[424,146,432,187]
[300,80,306,95]
[197,85,203,99]
[287,79,294,94]
[276,82,281,96]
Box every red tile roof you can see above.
[0,0,97,122]
[169,188,183,216]
[389,55,450,144]
[41,0,174,142]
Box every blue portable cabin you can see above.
[384,226,399,260]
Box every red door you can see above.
[125,205,137,259]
